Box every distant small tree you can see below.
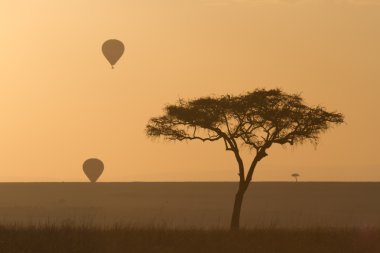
[146,89,344,230]
[292,173,300,182]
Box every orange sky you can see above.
[0,0,379,182]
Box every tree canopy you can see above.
[147,88,344,152]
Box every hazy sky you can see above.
[0,0,379,182]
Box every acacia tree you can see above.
[146,89,344,230]
[292,173,300,182]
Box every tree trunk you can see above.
[230,148,267,230]
[230,188,245,230]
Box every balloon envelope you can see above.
[83,158,104,183]
[102,39,124,68]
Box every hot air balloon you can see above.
[83,158,104,183]
[102,39,125,69]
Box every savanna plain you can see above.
[1,182,379,252]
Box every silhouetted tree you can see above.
[146,89,344,230]
[291,173,300,182]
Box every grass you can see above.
[0,224,380,253]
